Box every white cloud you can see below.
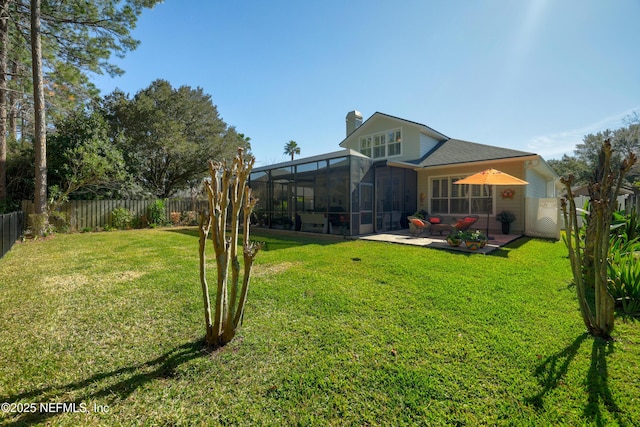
[527,107,639,159]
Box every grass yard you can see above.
[0,228,639,426]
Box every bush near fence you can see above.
[1,211,25,258]
[21,199,206,231]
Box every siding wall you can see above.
[341,116,425,162]
[417,161,527,235]
[525,168,549,198]
[419,133,440,157]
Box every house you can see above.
[250,111,560,238]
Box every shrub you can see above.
[566,206,640,318]
[612,207,640,243]
[147,199,167,227]
[608,233,640,317]
[182,211,198,225]
[111,207,133,230]
[605,209,640,317]
[170,211,181,226]
[132,215,148,229]
[607,248,640,316]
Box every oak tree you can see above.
[105,80,245,198]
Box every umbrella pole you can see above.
[486,184,492,239]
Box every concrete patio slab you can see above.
[358,230,523,254]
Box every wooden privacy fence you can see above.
[21,199,207,231]
[1,211,24,259]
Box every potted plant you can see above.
[495,210,516,234]
[463,230,488,250]
[446,229,463,247]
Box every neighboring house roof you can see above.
[566,184,634,197]
[414,139,536,167]
[339,111,449,147]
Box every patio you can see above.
[358,230,523,254]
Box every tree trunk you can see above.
[8,61,18,141]
[0,0,8,203]
[560,191,596,333]
[198,211,214,344]
[31,0,47,216]
[592,199,614,337]
[200,149,260,348]
[561,140,636,339]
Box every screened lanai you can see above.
[249,149,417,236]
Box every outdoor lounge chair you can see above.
[407,216,430,237]
[429,215,479,235]
[452,215,479,232]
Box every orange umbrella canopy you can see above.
[454,168,528,185]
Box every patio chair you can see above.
[407,216,430,237]
[451,215,480,232]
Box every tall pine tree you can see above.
[0,0,162,210]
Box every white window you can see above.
[430,176,491,215]
[359,136,372,157]
[373,134,386,158]
[358,129,402,159]
[387,130,401,156]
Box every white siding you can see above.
[420,133,440,157]
[525,169,548,198]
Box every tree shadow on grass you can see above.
[163,227,344,252]
[0,339,210,426]
[490,236,556,258]
[526,333,623,426]
[526,333,588,409]
[583,337,622,426]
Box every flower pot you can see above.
[447,236,462,247]
[501,222,510,234]
[465,239,487,250]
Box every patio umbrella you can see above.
[454,168,528,238]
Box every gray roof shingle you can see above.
[417,139,535,167]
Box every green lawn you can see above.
[0,228,638,426]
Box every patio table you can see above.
[430,223,453,235]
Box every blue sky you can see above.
[92,0,640,166]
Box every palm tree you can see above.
[284,140,300,161]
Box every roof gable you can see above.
[339,112,448,147]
